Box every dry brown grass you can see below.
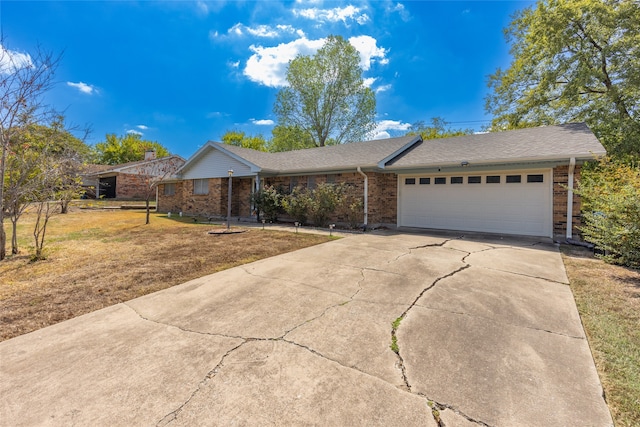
[561,245,640,427]
[0,208,332,341]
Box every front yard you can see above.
[0,208,332,341]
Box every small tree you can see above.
[1,43,60,260]
[128,157,184,224]
[576,158,640,268]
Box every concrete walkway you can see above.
[0,232,612,426]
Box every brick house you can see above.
[158,123,606,239]
[84,153,185,200]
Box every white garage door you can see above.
[398,170,553,237]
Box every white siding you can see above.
[181,147,254,179]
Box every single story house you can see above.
[84,152,185,200]
[158,123,606,239]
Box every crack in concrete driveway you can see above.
[0,232,613,427]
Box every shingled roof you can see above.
[386,123,605,170]
[178,123,605,178]
[210,134,421,174]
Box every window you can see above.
[486,175,500,184]
[290,177,299,192]
[164,183,176,196]
[326,174,335,184]
[506,175,522,183]
[405,178,416,185]
[193,179,208,195]
[451,177,463,184]
[307,176,316,189]
[419,177,430,185]
[468,176,481,184]
[527,174,544,183]
[435,177,446,184]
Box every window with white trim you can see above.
[193,179,209,195]
[164,183,176,196]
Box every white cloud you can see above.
[363,77,377,88]
[137,125,148,130]
[229,60,240,68]
[371,119,412,139]
[293,5,369,25]
[244,37,326,87]
[67,81,97,95]
[245,35,389,88]
[0,45,33,74]
[126,129,143,136]
[373,131,390,140]
[223,23,304,39]
[252,119,275,125]
[375,84,392,93]
[348,36,388,71]
[387,2,411,21]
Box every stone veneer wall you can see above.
[553,165,582,239]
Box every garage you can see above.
[398,169,553,237]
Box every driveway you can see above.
[0,231,612,426]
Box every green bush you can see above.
[336,183,364,229]
[282,186,311,225]
[576,158,640,268]
[307,183,342,227]
[251,185,283,222]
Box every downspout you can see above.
[566,157,576,239]
[356,167,368,227]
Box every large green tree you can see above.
[406,117,473,140]
[486,0,640,158]
[269,125,315,152]
[274,35,376,147]
[221,130,268,151]
[93,133,170,165]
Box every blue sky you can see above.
[1,0,533,158]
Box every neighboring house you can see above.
[84,152,185,200]
[158,123,606,239]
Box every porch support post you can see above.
[357,167,368,226]
[566,157,576,239]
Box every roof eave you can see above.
[386,151,607,171]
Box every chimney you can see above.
[144,150,156,161]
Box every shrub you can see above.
[282,186,311,225]
[576,158,640,268]
[308,183,342,227]
[335,183,363,229]
[251,185,283,222]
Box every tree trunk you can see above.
[145,198,150,225]
[11,219,18,255]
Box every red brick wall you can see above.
[115,173,154,200]
[553,165,582,239]
[157,177,254,218]
[368,172,397,224]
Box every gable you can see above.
[180,146,257,179]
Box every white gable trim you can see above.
[177,142,262,178]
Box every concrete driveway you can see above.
[0,231,612,426]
